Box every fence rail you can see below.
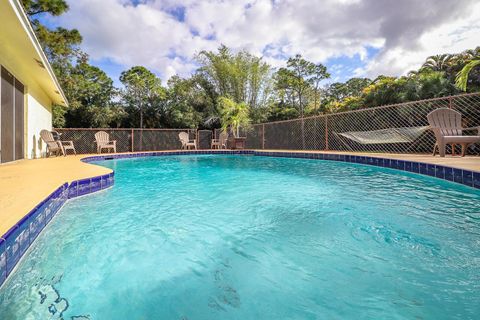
[246,92,480,155]
[57,93,480,155]
[55,128,197,154]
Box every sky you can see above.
[41,0,480,87]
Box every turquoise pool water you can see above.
[1,155,480,319]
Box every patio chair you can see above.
[427,108,480,157]
[40,129,64,157]
[211,131,228,149]
[52,130,76,155]
[178,132,197,150]
[95,131,117,154]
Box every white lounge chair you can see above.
[40,130,76,157]
[211,131,228,149]
[40,129,64,157]
[427,108,480,157]
[52,130,76,155]
[178,132,197,150]
[95,131,117,154]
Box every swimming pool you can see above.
[1,154,479,319]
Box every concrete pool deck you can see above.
[0,154,111,236]
[1,150,479,237]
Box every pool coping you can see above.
[1,149,480,288]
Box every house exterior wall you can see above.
[0,0,67,162]
[26,84,52,159]
[0,59,54,160]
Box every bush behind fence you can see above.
[57,93,480,155]
[246,92,480,155]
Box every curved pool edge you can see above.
[82,150,480,189]
[0,171,114,289]
[1,149,479,288]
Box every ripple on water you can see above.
[1,155,480,319]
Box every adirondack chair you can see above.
[52,130,76,155]
[178,132,197,150]
[427,108,480,157]
[211,131,228,149]
[40,129,64,157]
[95,131,117,154]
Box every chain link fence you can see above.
[246,93,480,155]
[55,128,196,154]
[56,93,480,155]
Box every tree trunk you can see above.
[299,93,305,149]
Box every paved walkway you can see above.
[1,150,478,237]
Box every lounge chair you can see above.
[427,108,480,157]
[40,130,76,157]
[40,130,64,157]
[52,130,76,155]
[211,131,228,149]
[178,132,197,150]
[95,131,117,154]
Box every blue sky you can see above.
[40,0,480,88]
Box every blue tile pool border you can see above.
[81,150,480,190]
[0,172,114,288]
[252,151,480,189]
[2,149,479,288]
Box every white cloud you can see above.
[358,1,480,77]
[57,0,480,82]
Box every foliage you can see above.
[217,97,250,137]
[22,0,68,16]
[323,78,371,107]
[456,59,480,91]
[196,46,273,110]
[51,104,67,128]
[22,1,480,128]
[164,75,208,128]
[23,0,124,128]
[119,66,166,128]
[63,63,123,127]
[421,54,452,72]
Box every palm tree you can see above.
[421,54,453,72]
[455,59,480,91]
[218,96,250,137]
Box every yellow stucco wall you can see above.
[26,85,53,159]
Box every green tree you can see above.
[22,0,84,75]
[119,66,166,128]
[456,59,480,91]
[217,97,250,137]
[63,63,122,127]
[421,54,453,72]
[196,46,273,113]
[309,63,330,111]
[164,75,208,128]
[22,0,68,16]
[274,55,329,117]
[323,78,371,109]
[284,54,315,117]
[23,0,119,128]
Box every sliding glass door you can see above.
[1,66,24,163]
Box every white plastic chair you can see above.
[95,131,117,154]
[178,132,197,150]
[211,131,228,149]
[427,108,480,157]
